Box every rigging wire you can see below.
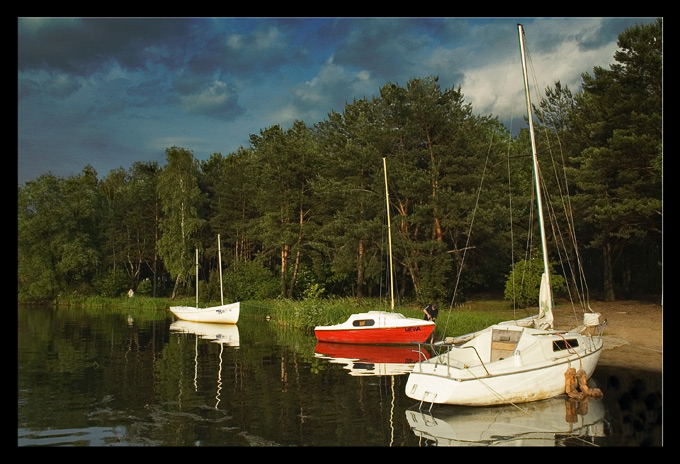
[441,30,594,334]
[441,52,516,334]
[507,117,517,315]
[523,42,594,322]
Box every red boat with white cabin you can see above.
[314,311,435,344]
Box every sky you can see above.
[17,17,657,185]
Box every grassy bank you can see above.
[34,294,534,339]
[241,297,536,338]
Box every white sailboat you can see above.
[404,24,606,407]
[170,235,240,324]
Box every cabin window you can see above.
[352,319,375,327]
[552,339,579,351]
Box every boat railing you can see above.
[572,319,607,339]
[411,342,434,362]
[411,341,447,359]
[456,346,490,376]
[412,342,490,376]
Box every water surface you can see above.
[17,306,661,446]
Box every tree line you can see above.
[18,19,662,305]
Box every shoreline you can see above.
[554,298,662,373]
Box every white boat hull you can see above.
[405,324,603,406]
[169,302,240,324]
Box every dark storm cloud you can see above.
[333,18,435,80]
[18,18,196,76]
[18,17,658,186]
[186,22,297,77]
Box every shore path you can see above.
[553,299,662,372]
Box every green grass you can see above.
[43,294,535,338]
[242,297,391,330]
[240,296,535,338]
[428,301,531,338]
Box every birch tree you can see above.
[157,147,205,299]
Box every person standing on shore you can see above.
[423,303,438,322]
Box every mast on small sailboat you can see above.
[383,157,395,311]
[518,23,553,329]
[218,234,224,305]
[194,247,199,309]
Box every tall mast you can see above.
[518,24,551,297]
[195,247,199,308]
[218,234,224,305]
[383,157,395,311]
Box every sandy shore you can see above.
[553,298,663,373]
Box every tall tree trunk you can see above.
[426,127,443,242]
[407,259,420,296]
[356,193,366,298]
[603,240,615,302]
[171,274,182,300]
[152,256,157,297]
[280,245,289,298]
[356,239,365,298]
[288,247,301,299]
[153,199,160,297]
[287,206,305,299]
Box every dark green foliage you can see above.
[565,19,662,300]
[221,260,279,302]
[17,20,662,304]
[504,258,566,308]
[136,279,153,297]
[93,268,130,298]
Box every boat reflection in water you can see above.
[406,395,606,446]
[170,320,240,347]
[170,320,240,409]
[314,342,430,377]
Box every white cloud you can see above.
[180,80,234,115]
[461,23,621,129]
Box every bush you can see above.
[504,257,565,307]
[92,268,130,298]
[221,259,279,301]
[136,278,153,296]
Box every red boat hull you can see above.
[314,324,434,344]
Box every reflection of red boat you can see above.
[315,341,430,364]
[315,341,431,376]
[314,311,435,344]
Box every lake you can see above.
[17,305,662,446]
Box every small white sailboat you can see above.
[314,158,435,344]
[404,24,606,407]
[170,235,240,324]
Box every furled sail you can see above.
[535,273,554,329]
